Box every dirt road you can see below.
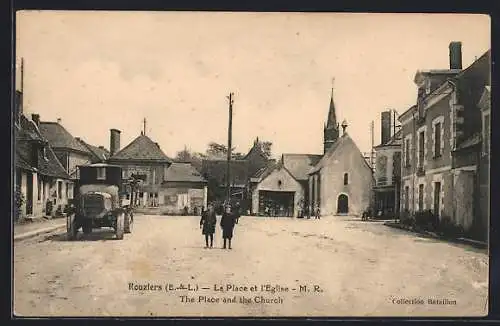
[14,215,488,317]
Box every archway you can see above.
[337,194,349,214]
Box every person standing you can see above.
[234,202,241,224]
[220,205,236,249]
[315,204,321,219]
[200,203,217,248]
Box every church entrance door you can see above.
[337,194,348,214]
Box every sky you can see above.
[16,12,490,159]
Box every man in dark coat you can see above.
[234,202,241,224]
[220,205,236,249]
[200,203,217,248]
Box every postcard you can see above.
[13,11,490,317]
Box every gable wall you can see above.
[320,138,373,215]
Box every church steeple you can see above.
[323,79,340,154]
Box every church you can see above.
[307,88,373,217]
[250,85,373,217]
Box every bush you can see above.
[45,200,53,216]
[14,185,25,221]
[400,209,414,227]
[437,215,464,238]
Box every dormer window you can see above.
[96,167,106,180]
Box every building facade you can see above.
[15,112,72,219]
[398,42,490,240]
[373,111,402,218]
[250,154,320,217]
[106,130,173,208]
[160,162,208,215]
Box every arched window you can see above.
[343,173,348,185]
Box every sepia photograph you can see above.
[13,11,490,317]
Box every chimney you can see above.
[449,41,462,70]
[110,129,121,156]
[31,114,40,127]
[57,118,62,124]
[99,146,105,150]
[381,111,392,145]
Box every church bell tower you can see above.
[323,82,340,154]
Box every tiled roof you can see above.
[250,160,278,182]
[309,133,371,174]
[282,153,322,181]
[76,138,110,162]
[201,159,249,187]
[38,145,72,179]
[39,121,90,154]
[244,139,271,177]
[109,134,172,163]
[15,115,70,179]
[164,162,207,183]
[15,150,34,171]
[374,129,403,148]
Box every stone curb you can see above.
[14,223,66,242]
[384,222,488,249]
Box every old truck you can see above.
[67,163,138,240]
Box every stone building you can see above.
[308,88,373,216]
[106,129,173,208]
[478,85,490,242]
[250,154,320,217]
[15,111,72,219]
[398,42,490,240]
[372,111,402,218]
[161,162,208,215]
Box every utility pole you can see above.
[20,57,24,93]
[226,92,234,208]
[370,120,375,170]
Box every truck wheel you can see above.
[125,212,133,233]
[67,214,78,240]
[116,212,125,240]
[82,220,92,234]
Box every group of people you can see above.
[199,203,240,249]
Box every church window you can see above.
[343,173,349,185]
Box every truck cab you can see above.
[67,163,136,240]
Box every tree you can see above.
[259,141,273,160]
[205,142,244,160]
[175,146,192,162]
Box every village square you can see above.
[13,12,489,317]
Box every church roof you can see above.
[325,90,338,130]
[282,153,322,181]
[309,133,372,174]
[108,134,172,163]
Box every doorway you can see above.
[337,194,348,214]
[258,191,295,217]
